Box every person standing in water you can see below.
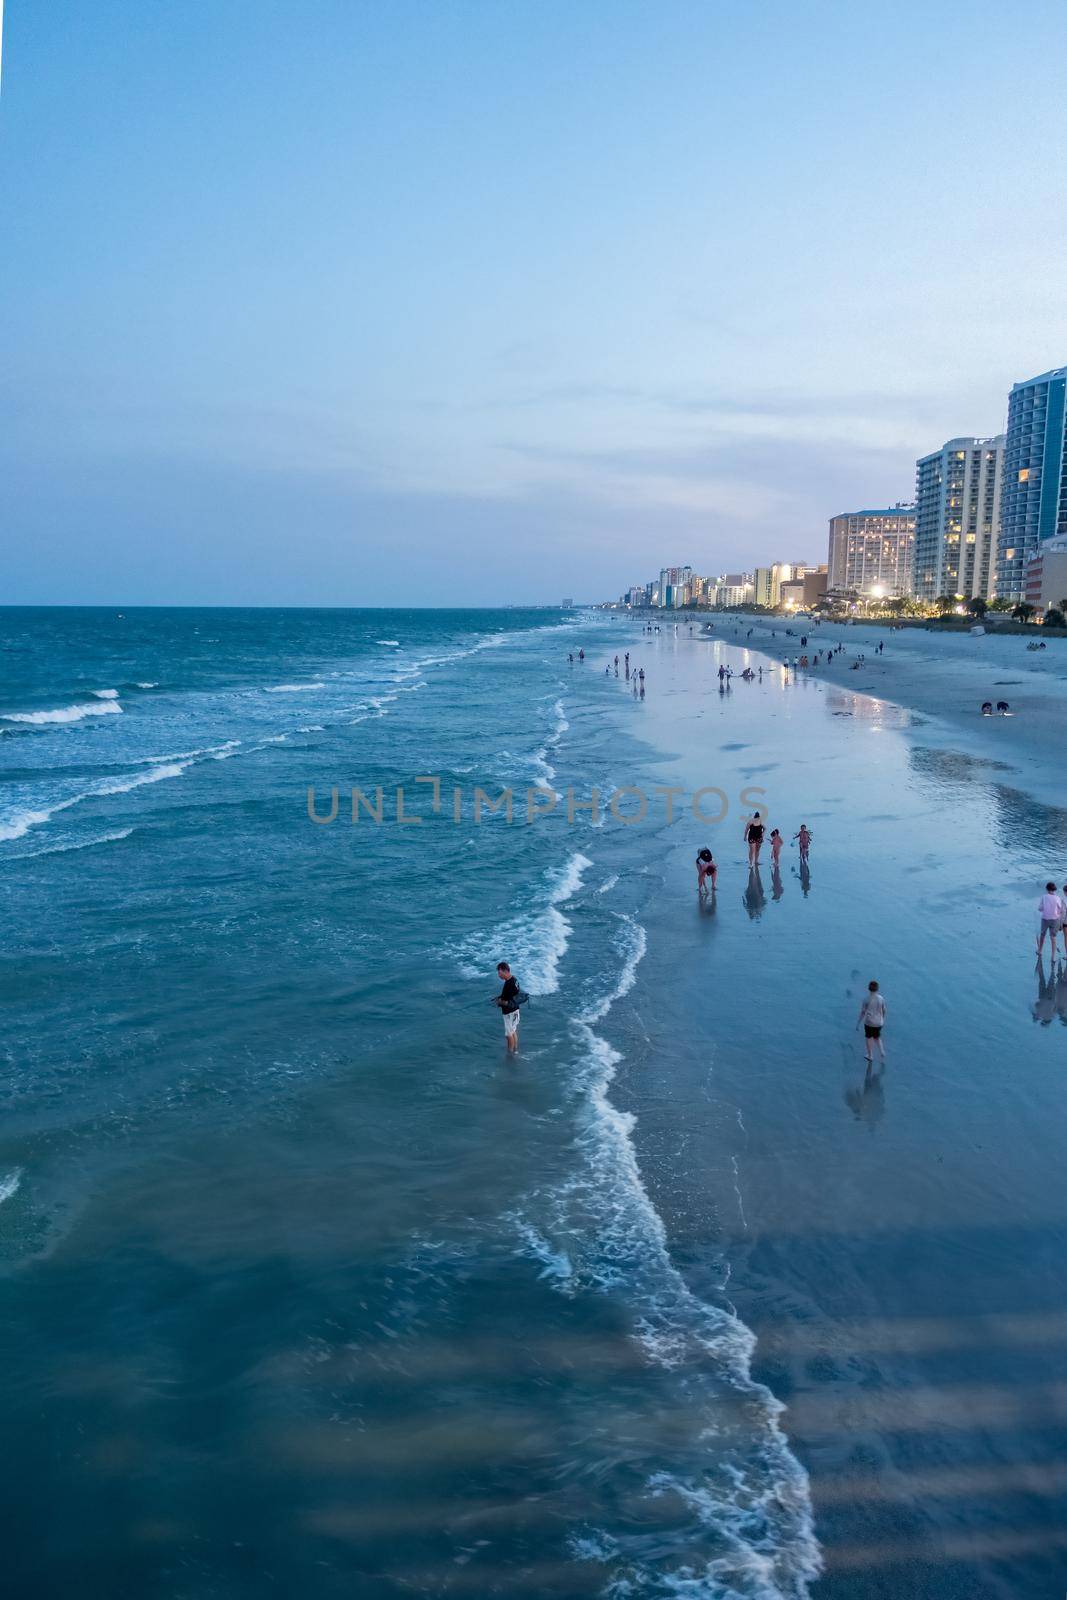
[744,811,765,865]
[769,828,783,865]
[793,824,812,861]
[494,961,523,1053]
[857,980,887,1066]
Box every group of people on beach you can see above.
[573,648,647,696]
[693,816,813,888]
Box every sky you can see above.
[1,0,1066,606]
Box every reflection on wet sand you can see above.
[825,690,917,729]
[845,1065,886,1130]
[1033,958,1067,1026]
[743,866,765,919]
[908,745,1067,855]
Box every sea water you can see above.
[0,609,818,1599]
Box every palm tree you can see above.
[1044,607,1066,629]
[934,593,958,614]
[1012,602,1036,623]
[966,596,988,619]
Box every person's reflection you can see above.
[1055,961,1067,1027]
[699,886,718,920]
[743,866,766,919]
[771,863,785,902]
[798,858,811,897]
[845,1064,885,1129]
[1033,957,1058,1025]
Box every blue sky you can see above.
[1,0,1066,605]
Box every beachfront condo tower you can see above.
[913,437,1005,603]
[826,505,916,598]
[995,366,1067,600]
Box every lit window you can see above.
[1019,469,1030,482]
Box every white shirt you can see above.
[860,993,887,1026]
[1039,892,1063,921]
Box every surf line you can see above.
[307,781,768,827]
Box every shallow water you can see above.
[1,610,1064,1598]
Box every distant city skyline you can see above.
[1,1,1066,605]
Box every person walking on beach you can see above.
[1036,882,1064,959]
[494,961,523,1053]
[744,811,765,865]
[718,664,726,686]
[578,649,585,662]
[695,847,717,895]
[793,824,813,861]
[857,980,887,1065]
[769,828,783,865]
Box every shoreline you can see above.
[593,620,1067,1597]
[625,611,1067,812]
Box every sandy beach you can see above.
[705,613,1067,810]
[590,618,1067,1598]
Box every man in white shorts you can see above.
[495,961,522,1053]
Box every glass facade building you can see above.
[995,367,1067,599]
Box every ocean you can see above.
[3,608,1066,1599]
[0,608,816,1600]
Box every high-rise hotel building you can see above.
[996,367,1067,600]
[913,437,1004,602]
[827,505,916,597]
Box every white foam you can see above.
[0,1170,21,1205]
[92,688,119,699]
[376,639,400,646]
[15,828,134,860]
[511,1220,573,1284]
[598,874,620,894]
[0,808,58,842]
[1,757,194,845]
[532,696,569,787]
[449,851,592,995]
[134,741,240,764]
[2,700,122,725]
[579,915,646,1025]
[95,762,188,797]
[510,907,821,1596]
[264,682,325,693]
[136,681,158,688]
[569,1530,619,1563]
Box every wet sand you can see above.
[721,613,1067,810]
[597,622,1067,1599]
